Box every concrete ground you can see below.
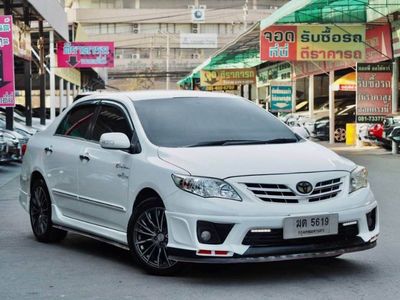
[0,148,399,300]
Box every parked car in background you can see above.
[0,107,48,132]
[0,129,26,162]
[313,105,356,142]
[0,112,37,136]
[368,123,384,143]
[0,133,10,163]
[388,125,400,146]
[283,98,355,138]
[19,91,378,275]
[382,114,400,150]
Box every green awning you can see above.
[276,0,368,25]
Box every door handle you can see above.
[79,154,90,161]
[44,147,53,154]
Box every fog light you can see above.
[196,221,234,245]
[366,208,377,231]
[200,230,211,242]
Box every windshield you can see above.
[133,97,298,147]
[337,105,356,116]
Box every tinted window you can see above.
[91,104,133,142]
[134,97,298,147]
[56,104,96,138]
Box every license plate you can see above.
[283,214,338,239]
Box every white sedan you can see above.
[19,91,379,275]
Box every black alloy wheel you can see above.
[128,197,182,275]
[29,178,67,243]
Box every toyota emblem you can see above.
[296,181,313,194]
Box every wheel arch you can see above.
[30,170,47,192]
[132,187,164,214]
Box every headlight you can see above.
[171,174,241,201]
[349,166,368,193]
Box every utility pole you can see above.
[392,58,399,154]
[38,20,46,125]
[166,33,170,90]
[329,71,335,144]
[24,3,32,127]
[49,30,56,120]
[243,0,249,31]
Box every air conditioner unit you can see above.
[191,53,200,60]
[132,23,140,34]
[131,53,140,60]
[191,23,199,34]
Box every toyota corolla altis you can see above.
[19,91,378,275]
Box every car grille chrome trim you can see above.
[243,177,343,204]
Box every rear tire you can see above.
[30,178,67,243]
[127,197,182,275]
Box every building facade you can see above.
[67,0,287,90]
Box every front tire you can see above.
[30,178,67,243]
[128,197,182,275]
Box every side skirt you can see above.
[53,224,130,251]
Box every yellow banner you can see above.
[297,25,365,61]
[200,68,256,86]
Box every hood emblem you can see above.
[296,181,313,194]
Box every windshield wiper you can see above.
[186,139,269,147]
[263,138,299,144]
[185,138,298,147]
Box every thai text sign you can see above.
[57,42,114,68]
[260,25,365,61]
[257,62,291,87]
[270,81,292,112]
[0,16,15,107]
[356,62,392,123]
[200,68,256,86]
[366,24,392,63]
[180,33,218,49]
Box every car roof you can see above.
[78,90,240,103]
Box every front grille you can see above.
[244,177,343,204]
[309,178,342,202]
[242,223,359,247]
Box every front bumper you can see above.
[165,178,379,263]
[168,240,376,263]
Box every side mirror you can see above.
[291,125,310,139]
[100,132,131,150]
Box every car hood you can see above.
[158,141,355,179]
